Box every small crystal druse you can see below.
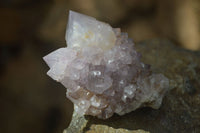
[43,11,169,119]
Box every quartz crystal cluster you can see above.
[43,11,169,119]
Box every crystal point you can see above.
[66,10,116,50]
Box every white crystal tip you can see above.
[66,10,116,50]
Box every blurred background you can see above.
[0,0,200,133]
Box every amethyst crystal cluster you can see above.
[43,11,169,119]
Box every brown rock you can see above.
[85,125,149,133]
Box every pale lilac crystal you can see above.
[43,11,169,119]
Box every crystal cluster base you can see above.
[43,11,169,119]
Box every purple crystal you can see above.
[43,11,169,119]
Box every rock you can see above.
[84,125,149,133]
[63,111,149,133]
[63,39,200,133]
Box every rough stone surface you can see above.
[64,39,200,133]
[43,11,169,119]
[85,125,149,133]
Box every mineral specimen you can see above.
[43,11,169,119]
